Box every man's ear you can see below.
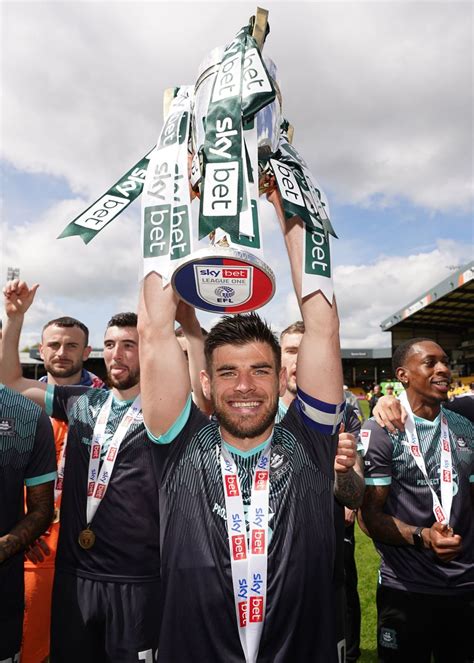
[200,370,211,400]
[278,366,288,397]
[82,345,92,361]
[39,344,45,361]
[396,366,408,385]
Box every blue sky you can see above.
[2,1,473,349]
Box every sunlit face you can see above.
[201,341,286,440]
[103,326,140,390]
[280,332,302,396]
[40,325,90,380]
[397,341,451,404]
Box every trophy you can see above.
[59,7,337,312]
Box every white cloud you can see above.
[1,2,472,212]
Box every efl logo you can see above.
[87,481,95,496]
[442,470,451,482]
[410,445,420,457]
[251,529,265,555]
[249,596,264,623]
[238,601,247,628]
[232,534,247,561]
[95,483,106,499]
[254,470,268,491]
[92,445,101,459]
[107,447,117,462]
[222,268,248,279]
[225,475,240,497]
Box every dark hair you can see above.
[469,382,474,390]
[175,325,208,338]
[204,313,281,373]
[280,320,305,341]
[42,316,89,345]
[392,337,436,374]
[106,312,137,329]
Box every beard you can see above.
[212,395,279,440]
[107,366,140,391]
[286,378,297,396]
[44,358,83,379]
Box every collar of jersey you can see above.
[222,432,273,459]
[112,394,135,407]
[413,412,440,427]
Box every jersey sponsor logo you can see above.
[225,474,240,497]
[360,429,371,454]
[94,483,106,499]
[232,534,247,561]
[251,529,265,554]
[87,481,95,496]
[137,648,158,662]
[254,470,269,491]
[249,596,264,623]
[0,417,15,436]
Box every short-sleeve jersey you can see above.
[152,398,339,663]
[0,384,56,617]
[362,406,474,594]
[46,385,160,582]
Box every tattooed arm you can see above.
[0,482,54,564]
[334,432,365,509]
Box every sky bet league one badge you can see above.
[59,8,337,312]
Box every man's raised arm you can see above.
[1,280,47,408]
[137,273,192,438]
[270,192,343,408]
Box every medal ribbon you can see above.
[54,432,67,505]
[86,394,142,525]
[220,440,272,663]
[398,391,453,525]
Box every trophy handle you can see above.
[251,7,269,51]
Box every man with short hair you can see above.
[2,288,105,663]
[0,384,56,663]
[2,282,193,662]
[280,320,364,663]
[138,207,345,661]
[360,337,474,662]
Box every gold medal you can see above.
[53,507,60,524]
[78,527,96,550]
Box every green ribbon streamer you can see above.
[58,151,153,244]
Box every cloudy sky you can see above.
[1,0,472,350]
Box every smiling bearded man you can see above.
[359,337,474,663]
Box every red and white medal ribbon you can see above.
[220,440,272,663]
[54,432,67,504]
[86,394,142,525]
[399,391,452,525]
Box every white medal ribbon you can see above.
[54,431,67,504]
[86,394,142,526]
[220,440,272,663]
[399,391,452,525]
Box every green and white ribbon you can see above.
[199,25,275,245]
[142,87,193,282]
[58,150,154,244]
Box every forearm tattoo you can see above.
[0,483,54,563]
[334,468,365,509]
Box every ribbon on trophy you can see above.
[199,23,276,258]
[141,87,194,282]
[58,150,155,244]
[57,7,338,308]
